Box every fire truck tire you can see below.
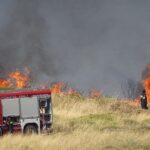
[24,125,38,134]
[0,128,3,136]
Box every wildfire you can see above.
[67,87,80,96]
[89,88,101,98]
[143,64,150,103]
[128,97,140,107]
[0,79,12,88]
[51,82,102,97]
[0,68,30,89]
[50,82,81,96]
[51,82,65,95]
[144,76,150,103]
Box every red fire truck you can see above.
[0,89,53,135]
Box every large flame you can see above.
[143,64,150,103]
[144,77,150,103]
[0,67,30,89]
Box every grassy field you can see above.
[0,95,150,150]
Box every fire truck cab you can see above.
[0,89,53,135]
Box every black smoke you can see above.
[0,0,150,97]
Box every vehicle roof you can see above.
[0,89,51,99]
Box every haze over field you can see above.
[0,0,150,96]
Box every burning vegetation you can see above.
[50,82,102,97]
[143,64,150,103]
[0,67,30,89]
[0,64,150,104]
[0,68,102,98]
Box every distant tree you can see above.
[122,63,150,99]
[121,78,143,99]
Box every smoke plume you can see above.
[0,0,150,97]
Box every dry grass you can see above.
[1,95,150,150]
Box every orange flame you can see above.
[51,82,80,96]
[89,88,101,98]
[51,82,65,95]
[144,76,150,103]
[0,68,30,89]
[143,64,150,103]
[9,70,29,89]
[0,79,12,88]
[67,87,80,96]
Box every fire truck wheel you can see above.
[0,128,3,136]
[24,125,38,134]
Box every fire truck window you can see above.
[39,97,50,114]
[45,98,50,114]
